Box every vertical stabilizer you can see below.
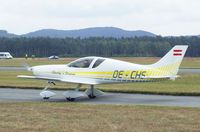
[149,45,188,76]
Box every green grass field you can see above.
[0,71,200,96]
[0,103,199,132]
[0,57,200,68]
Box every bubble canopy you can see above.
[67,57,105,68]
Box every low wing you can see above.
[17,75,99,85]
[60,75,99,85]
[17,74,180,85]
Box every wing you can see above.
[17,75,99,85]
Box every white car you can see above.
[48,55,59,60]
[0,52,13,59]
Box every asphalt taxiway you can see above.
[0,88,200,107]
[0,67,26,71]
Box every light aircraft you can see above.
[18,45,188,101]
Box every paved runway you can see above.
[0,67,26,71]
[0,88,200,107]
[179,68,200,74]
[0,67,200,74]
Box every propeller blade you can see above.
[21,63,32,71]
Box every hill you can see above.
[22,27,156,38]
[0,30,17,38]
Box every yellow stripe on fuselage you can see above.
[49,61,180,81]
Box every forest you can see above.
[0,36,199,57]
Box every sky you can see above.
[0,0,199,36]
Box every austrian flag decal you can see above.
[173,49,182,56]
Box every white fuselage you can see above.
[31,57,166,84]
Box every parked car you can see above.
[0,52,13,59]
[48,55,59,60]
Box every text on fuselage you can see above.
[113,70,146,79]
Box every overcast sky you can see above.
[0,0,199,36]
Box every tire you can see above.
[66,98,75,101]
[43,97,49,100]
[88,95,96,99]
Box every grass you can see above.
[99,75,200,96]
[0,103,199,132]
[0,57,200,68]
[0,71,200,96]
[0,58,76,67]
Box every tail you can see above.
[149,45,188,77]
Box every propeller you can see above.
[21,63,32,71]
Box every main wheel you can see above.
[43,97,49,100]
[88,95,96,99]
[66,98,75,101]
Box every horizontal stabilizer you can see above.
[144,75,180,80]
[144,76,173,79]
